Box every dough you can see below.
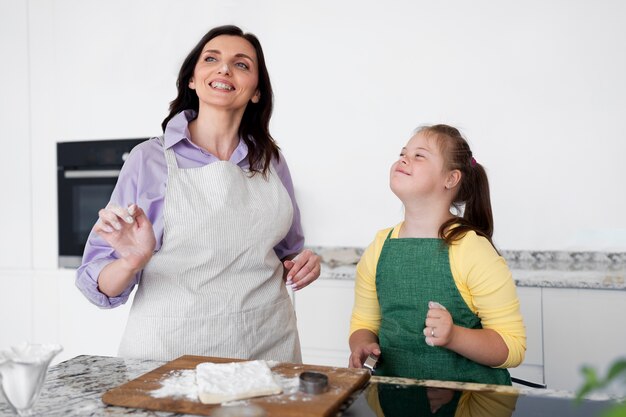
[196,360,282,404]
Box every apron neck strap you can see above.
[160,136,179,172]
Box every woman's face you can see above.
[189,35,260,112]
[390,132,449,202]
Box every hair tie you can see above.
[470,157,477,167]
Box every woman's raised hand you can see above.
[93,203,156,271]
[283,249,321,291]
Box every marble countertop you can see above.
[0,355,618,417]
[312,248,626,290]
[0,355,159,416]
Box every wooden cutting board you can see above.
[102,355,370,417]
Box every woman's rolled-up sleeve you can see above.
[74,144,149,308]
[75,233,139,308]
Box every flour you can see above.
[265,360,279,368]
[196,361,282,404]
[149,361,303,404]
[150,369,198,401]
[272,374,300,395]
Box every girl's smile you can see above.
[390,132,447,202]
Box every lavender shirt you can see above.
[76,110,304,308]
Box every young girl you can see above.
[349,124,526,385]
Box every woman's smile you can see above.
[209,79,235,91]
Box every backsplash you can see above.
[311,247,626,272]
[500,251,626,271]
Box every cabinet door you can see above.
[30,269,133,364]
[543,288,626,392]
[509,286,544,385]
[56,270,133,363]
[0,272,33,346]
[294,279,354,367]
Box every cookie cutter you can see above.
[299,371,329,394]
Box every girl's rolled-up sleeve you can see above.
[453,232,527,368]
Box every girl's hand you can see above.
[423,301,455,347]
[283,249,321,291]
[93,203,156,271]
[349,343,381,369]
[426,388,455,413]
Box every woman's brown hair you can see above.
[418,125,496,249]
[161,25,279,176]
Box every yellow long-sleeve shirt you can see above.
[350,223,526,368]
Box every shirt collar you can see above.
[163,109,196,149]
[163,109,250,165]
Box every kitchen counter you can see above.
[0,355,621,416]
[312,247,626,290]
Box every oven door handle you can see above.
[63,170,121,179]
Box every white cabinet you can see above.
[37,269,133,364]
[294,279,354,367]
[510,286,544,385]
[542,288,626,392]
[0,272,33,346]
[1,269,133,365]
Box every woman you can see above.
[76,25,320,363]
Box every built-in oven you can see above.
[57,139,147,268]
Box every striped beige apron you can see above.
[118,141,301,363]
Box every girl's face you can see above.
[188,35,260,111]
[390,132,451,202]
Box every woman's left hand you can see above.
[283,249,321,291]
[423,301,455,347]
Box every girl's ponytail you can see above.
[450,161,494,245]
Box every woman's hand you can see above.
[423,301,455,347]
[93,203,156,271]
[349,343,381,369]
[283,249,321,291]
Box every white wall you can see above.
[0,0,31,269]
[2,0,626,272]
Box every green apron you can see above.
[375,229,511,385]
